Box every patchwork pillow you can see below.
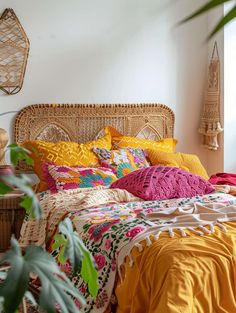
[93,147,149,178]
[147,150,209,180]
[111,166,214,201]
[105,126,177,153]
[43,163,117,193]
[23,133,112,192]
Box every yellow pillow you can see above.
[104,126,177,153]
[147,149,209,179]
[23,133,112,191]
[104,126,123,137]
[112,136,177,153]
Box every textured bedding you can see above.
[19,187,236,313]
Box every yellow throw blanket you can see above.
[116,221,236,313]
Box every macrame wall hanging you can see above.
[198,42,223,151]
[0,8,30,95]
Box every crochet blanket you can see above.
[19,188,236,313]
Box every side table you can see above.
[0,193,25,252]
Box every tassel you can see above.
[209,224,215,233]
[128,253,134,267]
[215,222,227,233]
[168,228,174,238]
[188,227,203,236]
[198,225,211,234]
[154,231,161,240]
[146,236,152,247]
[179,229,187,237]
[135,242,143,252]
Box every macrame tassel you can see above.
[188,227,204,236]
[198,225,212,234]
[135,242,143,252]
[179,228,187,237]
[154,231,162,240]
[128,253,134,267]
[146,236,152,247]
[215,222,227,233]
[198,41,223,151]
[209,224,215,233]
[168,228,174,238]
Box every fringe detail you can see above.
[118,222,229,272]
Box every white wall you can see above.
[206,8,224,175]
[224,3,236,172]
[0,0,209,167]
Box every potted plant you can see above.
[0,145,98,313]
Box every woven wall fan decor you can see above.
[198,41,223,151]
[0,8,30,95]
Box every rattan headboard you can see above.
[14,103,175,171]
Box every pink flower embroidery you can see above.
[111,258,116,271]
[145,208,154,213]
[74,298,82,309]
[105,239,111,250]
[133,208,142,214]
[79,286,87,294]
[94,254,106,271]
[126,226,146,238]
[96,290,109,309]
[88,220,119,241]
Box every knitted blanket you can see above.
[19,188,236,313]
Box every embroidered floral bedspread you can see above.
[40,190,236,313]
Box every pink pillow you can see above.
[111,166,214,200]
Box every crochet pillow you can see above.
[93,147,149,178]
[111,166,214,200]
[43,163,117,193]
[147,150,209,179]
[23,133,112,192]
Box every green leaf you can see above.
[180,0,232,24]
[0,271,7,280]
[8,144,34,167]
[58,218,99,298]
[0,181,13,195]
[52,234,67,265]
[25,245,85,313]
[2,175,42,219]
[0,238,85,313]
[24,291,37,307]
[80,243,99,298]
[208,5,236,38]
[0,238,30,313]
[58,219,83,274]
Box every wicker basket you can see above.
[0,196,25,252]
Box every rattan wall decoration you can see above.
[0,8,30,95]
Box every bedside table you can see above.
[0,193,25,252]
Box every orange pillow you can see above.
[147,149,209,179]
[105,126,177,153]
[23,133,112,191]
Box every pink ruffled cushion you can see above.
[111,165,214,200]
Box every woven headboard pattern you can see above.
[14,103,175,171]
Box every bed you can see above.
[15,103,236,313]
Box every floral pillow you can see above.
[93,147,149,178]
[43,162,117,193]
